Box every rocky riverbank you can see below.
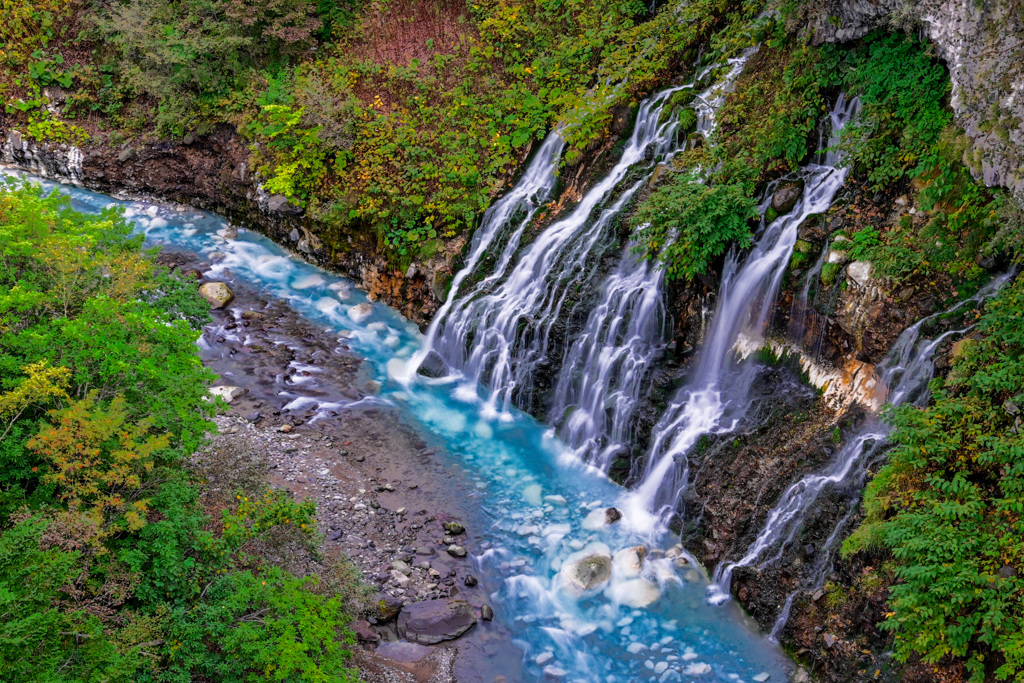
[159,251,521,682]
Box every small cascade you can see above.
[786,238,830,354]
[625,95,862,529]
[402,133,565,382]
[547,53,752,472]
[409,83,695,419]
[710,271,1015,625]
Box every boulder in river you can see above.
[612,545,648,578]
[348,302,373,322]
[397,598,477,644]
[199,282,234,309]
[560,546,613,591]
[771,180,805,215]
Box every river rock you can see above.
[443,521,465,535]
[480,604,494,621]
[447,544,467,558]
[397,598,477,644]
[208,385,244,403]
[369,593,403,623]
[771,180,804,214]
[608,577,661,608]
[353,618,380,642]
[199,282,234,309]
[605,507,622,525]
[560,547,612,591]
[612,545,648,578]
[348,302,373,322]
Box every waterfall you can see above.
[624,95,862,530]
[547,53,752,472]
[410,82,695,420]
[401,133,565,383]
[786,238,830,354]
[709,271,1015,629]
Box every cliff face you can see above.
[805,0,1024,198]
[1,128,453,325]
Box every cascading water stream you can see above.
[406,84,691,420]
[709,271,1015,626]
[401,133,565,383]
[624,94,862,531]
[547,53,752,472]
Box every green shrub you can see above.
[631,169,757,280]
[846,279,1024,681]
[0,181,360,682]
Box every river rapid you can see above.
[4,169,795,683]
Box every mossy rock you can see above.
[669,89,697,109]
[790,250,809,272]
[820,262,842,288]
[678,107,698,136]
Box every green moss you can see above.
[820,262,841,288]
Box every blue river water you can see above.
[5,171,794,683]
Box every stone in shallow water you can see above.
[560,547,612,591]
[753,673,770,682]
[522,483,543,506]
[397,598,477,644]
[608,577,661,608]
[613,545,648,578]
[199,282,233,309]
[348,302,373,322]
[682,662,711,675]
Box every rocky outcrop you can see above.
[804,0,1024,198]
[0,128,452,324]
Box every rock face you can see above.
[397,598,477,645]
[0,127,452,325]
[804,0,1024,198]
[199,282,234,309]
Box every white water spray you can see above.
[623,95,862,531]
[401,133,565,384]
[413,84,693,419]
[710,271,1015,624]
[547,53,753,472]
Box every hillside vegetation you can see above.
[2,0,1024,680]
[0,182,360,682]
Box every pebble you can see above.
[447,545,467,558]
[480,604,494,621]
[753,674,770,682]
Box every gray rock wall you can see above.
[804,0,1024,198]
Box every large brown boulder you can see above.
[397,599,477,645]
